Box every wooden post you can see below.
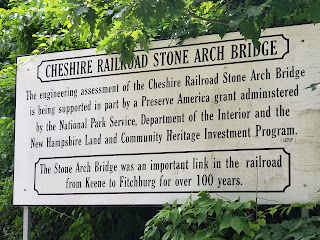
[301,207,310,218]
[23,207,31,240]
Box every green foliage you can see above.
[0,173,153,239]
[1,0,318,63]
[0,65,15,179]
[0,64,15,118]
[142,194,320,240]
[61,207,149,240]
[51,0,320,62]
[0,177,23,239]
[258,203,320,240]
[142,191,265,240]
[265,202,320,238]
[0,0,9,9]
[0,1,319,63]
[259,216,320,240]
[0,117,14,178]
[266,202,318,218]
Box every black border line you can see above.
[34,148,291,195]
[37,34,289,82]
[13,23,315,207]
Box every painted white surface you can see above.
[14,24,320,205]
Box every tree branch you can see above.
[45,207,77,221]
[184,11,229,26]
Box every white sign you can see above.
[14,24,320,206]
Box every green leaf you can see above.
[74,6,88,16]
[194,229,208,240]
[272,0,291,17]
[220,215,233,231]
[263,13,273,28]
[197,191,210,198]
[308,0,320,23]
[246,6,262,17]
[38,43,47,47]
[186,217,194,224]
[289,219,303,233]
[248,221,260,232]
[162,231,171,240]
[197,212,207,226]
[231,216,244,234]
[214,203,222,216]
[242,201,252,209]
[173,199,178,208]
[169,210,178,223]
[257,211,264,217]
[304,202,317,209]
[84,7,97,34]
[286,206,292,215]
[257,219,266,227]
[267,205,280,216]
[230,202,243,211]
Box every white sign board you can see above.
[14,24,320,206]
